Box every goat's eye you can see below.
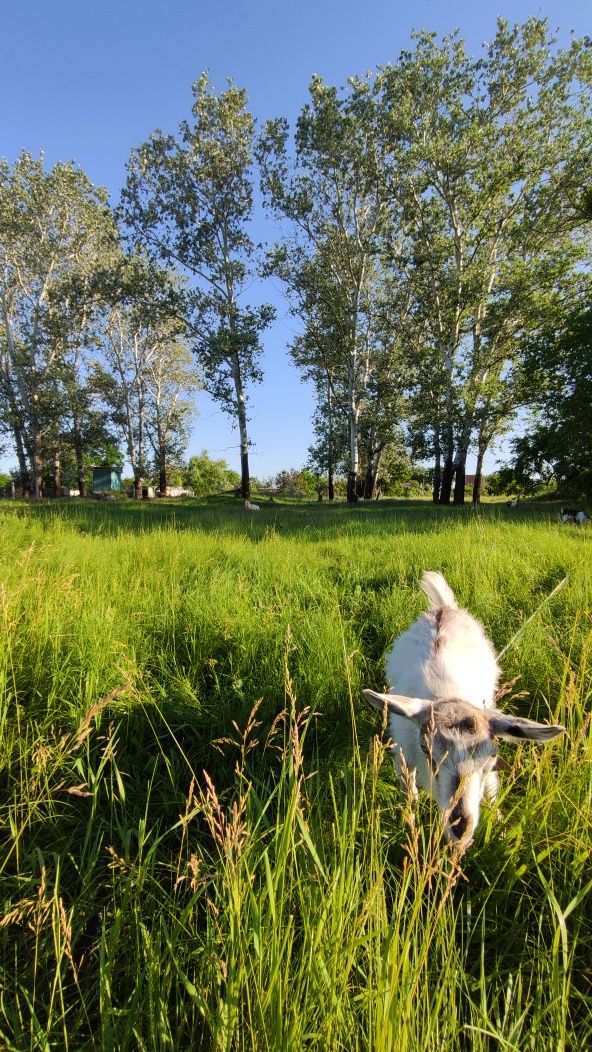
[420,739,436,769]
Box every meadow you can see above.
[0,496,590,1051]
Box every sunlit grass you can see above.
[0,498,590,1049]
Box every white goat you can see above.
[364,571,565,849]
[560,507,589,525]
[243,500,260,511]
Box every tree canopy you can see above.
[1,19,591,500]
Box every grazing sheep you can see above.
[243,500,260,511]
[364,571,565,849]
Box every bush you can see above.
[183,451,241,496]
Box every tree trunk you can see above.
[72,414,87,497]
[432,424,442,503]
[326,378,335,501]
[328,471,335,501]
[346,471,358,503]
[158,453,167,495]
[154,412,167,494]
[12,426,31,495]
[472,444,486,503]
[453,454,466,505]
[439,456,454,504]
[231,353,251,501]
[363,448,383,500]
[347,367,359,503]
[32,441,43,499]
[53,452,62,498]
[239,448,250,501]
[134,470,143,499]
[453,419,473,505]
[439,419,455,504]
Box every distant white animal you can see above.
[560,507,589,525]
[507,498,519,507]
[243,500,260,511]
[364,571,565,850]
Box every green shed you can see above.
[92,467,122,493]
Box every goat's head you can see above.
[363,689,565,849]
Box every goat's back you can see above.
[385,577,499,709]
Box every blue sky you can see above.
[1,0,589,480]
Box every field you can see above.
[0,497,590,1051]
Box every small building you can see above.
[92,467,122,493]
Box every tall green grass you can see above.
[0,498,590,1050]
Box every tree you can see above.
[272,468,321,499]
[375,19,592,502]
[120,74,274,500]
[183,451,240,496]
[258,75,409,502]
[92,254,199,498]
[507,299,592,496]
[144,337,200,494]
[0,152,114,496]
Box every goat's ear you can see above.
[363,689,428,720]
[488,712,565,743]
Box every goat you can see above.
[243,500,260,511]
[560,507,590,525]
[561,507,577,524]
[363,571,565,850]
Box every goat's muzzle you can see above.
[448,803,474,845]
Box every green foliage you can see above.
[0,500,590,1049]
[2,24,591,506]
[121,73,275,499]
[486,466,555,499]
[0,151,117,495]
[259,75,408,501]
[482,468,522,498]
[377,20,592,501]
[272,467,322,498]
[183,450,240,496]
[510,303,592,498]
[90,252,200,493]
[259,21,592,503]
